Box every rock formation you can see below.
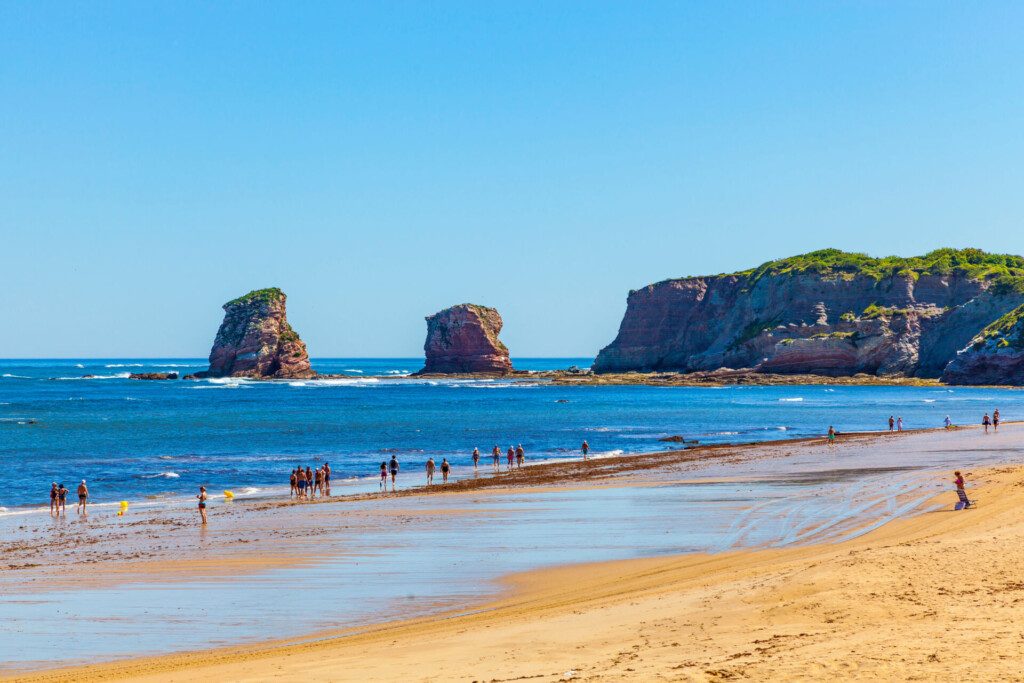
[594,249,1024,378]
[942,305,1024,385]
[129,372,179,380]
[417,304,513,375]
[198,288,315,379]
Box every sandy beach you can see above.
[2,424,1023,680]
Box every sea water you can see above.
[1,358,1022,510]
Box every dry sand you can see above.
[11,436,1024,681]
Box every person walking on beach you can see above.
[323,462,331,496]
[983,413,992,434]
[441,458,451,484]
[506,446,515,471]
[197,486,208,525]
[492,445,501,471]
[296,468,306,498]
[425,457,435,485]
[581,440,590,460]
[57,483,68,516]
[389,456,400,491]
[993,409,1000,432]
[897,416,904,432]
[888,415,895,432]
[472,448,480,469]
[379,461,388,491]
[49,482,59,516]
[515,444,524,469]
[954,471,972,509]
[76,480,89,515]
[827,426,837,449]
[290,469,298,497]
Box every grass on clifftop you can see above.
[225,287,286,307]
[975,304,1024,350]
[725,248,1024,291]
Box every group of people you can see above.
[982,409,1001,433]
[289,463,332,498]
[48,480,89,516]
[888,415,904,432]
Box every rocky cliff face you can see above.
[942,305,1024,385]
[200,288,315,379]
[417,304,512,375]
[594,249,1024,378]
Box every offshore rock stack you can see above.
[416,304,513,375]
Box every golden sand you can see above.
[13,461,1024,681]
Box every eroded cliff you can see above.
[942,305,1024,385]
[417,304,513,375]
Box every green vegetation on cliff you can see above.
[730,248,1024,291]
[975,304,1024,350]
[225,287,285,307]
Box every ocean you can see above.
[1,357,1021,511]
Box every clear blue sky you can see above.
[3,2,1023,358]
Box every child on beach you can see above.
[441,458,450,484]
[954,471,972,510]
[426,457,435,485]
[197,486,208,525]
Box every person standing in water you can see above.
[323,462,331,496]
[506,446,515,471]
[289,469,298,497]
[49,482,58,516]
[515,444,524,469]
[492,445,501,471]
[57,483,68,516]
[827,426,837,448]
[983,413,992,433]
[197,486,208,525]
[379,461,388,491]
[897,416,904,432]
[305,466,314,498]
[888,416,895,432]
[389,456,400,491]
[581,440,590,460]
[76,480,89,515]
[472,448,480,469]
[441,458,451,484]
[993,409,1000,432]
[425,457,436,485]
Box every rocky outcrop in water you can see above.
[129,372,179,380]
[198,288,315,379]
[417,304,513,375]
[594,249,1024,378]
[942,305,1024,385]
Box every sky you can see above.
[2,2,1024,358]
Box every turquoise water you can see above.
[1,357,1020,511]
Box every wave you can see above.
[150,363,202,368]
[923,399,937,403]
[342,369,364,374]
[55,372,131,380]
[105,363,144,368]
[385,370,410,375]
[75,363,85,368]
[779,398,804,402]
[299,378,381,387]
[1,373,30,379]
[139,471,180,479]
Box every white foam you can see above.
[342,369,364,373]
[75,363,85,368]
[105,363,143,368]
[385,369,410,375]
[923,399,936,403]
[779,397,804,402]
[55,372,131,380]
[1,373,29,379]
[302,378,381,387]
[141,471,180,479]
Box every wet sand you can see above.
[5,425,1023,680]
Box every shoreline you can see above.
[9,437,1022,681]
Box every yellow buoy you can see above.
[223,490,234,499]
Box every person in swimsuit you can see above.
[515,444,524,469]
[827,426,836,448]
[379,461,388,491]
[954,470,971,509]
[983,413,991,434]
[76,480,89,515]
[492,445,500,471]
[888,416,895,432]
[506,446,515,471]
[472,448,480,469]
[896,416,903,432]
[993,409,1000,432]
[57,483,68,516]
[297,467,307,498]
[290,469,298,497]
[389,456,399,491]
[581,440,589,460]
[323,462,331,495]
[441,458,451,484]
[197,486,208,524]
[305,467,314,498]
[49,482,58,516]
[315,467,324,496]
[425,457,435,485]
